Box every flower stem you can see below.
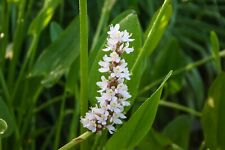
[139,49,225,95]
[58,131,93,150]
[0,136,2,150]
[159,100,202,117]
[79,0,89,149]
[79,0,88,122]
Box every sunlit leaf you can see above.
[210,31,221,73]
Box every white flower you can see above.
[110,112,126,124]
[120,67,131,80]
[123,43,134,54]
[109,51,120,63]
[121,30,134,42]
[108,99,123,113]
[106,125,116,134]
[93,108,109,125]
[115,83,128,94]
[108,24,120,36]
[101,89,117,102]
[96,76,108,93]
[81,111,97,132]
[98,60,110,72]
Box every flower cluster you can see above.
[81,24,134,134]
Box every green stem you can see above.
[58,131,93,150]
[159,100,202,117]
[0,136,2,150]
[33,95,66,114]
[139,49,225,95]
[0,70,10,101]
[79,0,88,127]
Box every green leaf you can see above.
[30,17,80,87]
[210,31,221,73]
[0,98,15,137]
[201,73,225,150]
[0,118,7,135]
[50,22,63,42]
[162,115,192,150]
[104,71,172,149]
[89,11,142,105]
[131,0,172,76]
[144,3,172,55]
[28,0,61,36]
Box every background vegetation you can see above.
[0,0,225,149]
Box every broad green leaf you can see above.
[89,11,142,105]
[162,115,192,150]
[0,118,7,135]
[50,22,63,42]
[104,71,172,149]
[210,31,221,73]
[201,73,225,150]
[28,0,61,35]
[137,130,183,150]
[0,98,15,137]
[30,17,80,87]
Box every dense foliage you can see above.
[0,0,225,149]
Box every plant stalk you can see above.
[159,100,202,117]
[58,131,93,150]
[79,0,88,128]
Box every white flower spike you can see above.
[81,24,134,134]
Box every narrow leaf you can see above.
[210,31,221,73]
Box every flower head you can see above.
[81,24,134,134]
